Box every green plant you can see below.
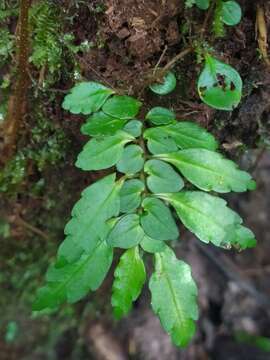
[0,110,69,193]
[0,28,14,66]
[150,1,243,108]
[29,1,91,86]
[33,81,256,347]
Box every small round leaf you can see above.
[198,55,242,111]
[81,112,126,136]
[149,71,177,95]
[102,95,142,119]
[120,179,145,213]
[140,235,166,253]
[221,1,242,26]
[62,82,114,115]
[123,120,142,137]
[145,159,184,193]
[116,145,144,174]
[195,0,210,10]
[146,107,175,125]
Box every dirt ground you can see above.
[1,0,270,359]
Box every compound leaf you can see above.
[149,246,198,347]
[221,1,242,26]
[81,112,126,136]
[160,191,242,247]
[120,179,145,213]
[158,149,255,193]
[76,131,134,171]
[140,197,179,241]
[60,174,122,258]
[149,71,177,95]
[140,235,166,253]
[62,82,114,115]
[33,240,113,311]
[146,107,175,125]
[116,144,144,175]
[145,159,184,194]
[107,214,145,249]
[161,122,218,150]
[112,247,146,319]
[198,55,242,110]
[144,127,178,155]
[123,120,142,137]
[102,95,142,119]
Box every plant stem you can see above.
[1,0,31,164]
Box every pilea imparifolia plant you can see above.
[33,0,257,347]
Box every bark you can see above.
[1,0,31,164]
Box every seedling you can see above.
[33,81,256,347]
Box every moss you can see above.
[0,109,70,194]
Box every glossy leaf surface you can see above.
[146,107,175,125]
[103,95,142,119]
[112,247,146,319]
[116,145,144,174]
[161,191,242,247]
[120,179,145,213]
[144,127,178,154]
[81,112,126,136]
[150,246,198,347]
[62,82,114,115]
[198,55,242,110]
[145,159,184,193]
[221,1,242,26]
[76,131,134,171]
[141,197,179,241]
[158,149,255,193]
[33,240,113,310]
[149,71,177,95]
[107,214,145,248]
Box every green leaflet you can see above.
[146,107,175,125]
[221,1,242,26]
[145,159,184,193]
[232,225,257,250]
[102,95,142,119]
[81,112,127,136]
[60,174,122,257]
[107,214,145,249]
[161,122,218,150]
[120,179,145,213]
[123,120,142,137]
[144,120,218,155]
[62,82,114,115]
[195,0,209,10]
[140,198,179,241]
[149,246,198,347]
[144,127,178,155]
[198,55,242,111]
[140,235,166,253]
[159,191,242,247]
[157,149,255,193]
[76,131,134,171]
[116,145,144,175]
[112,247,146,319]
[33,240,113,311]
[149,71,177,95]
